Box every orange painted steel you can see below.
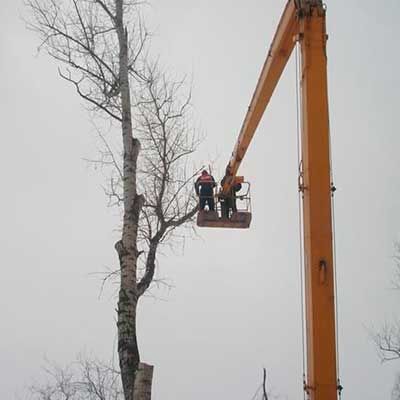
[221,0,298,194]
[219,1,339,399]
[196,211,251,229]
[299,7,338,400]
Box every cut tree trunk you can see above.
[115,0,145,399]
[134,363,154,400]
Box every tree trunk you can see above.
[134,363,154,400]
[116,240,140,400]
[115,1,145,399]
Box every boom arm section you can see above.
[220,1,340,399]
[221,0,298,194]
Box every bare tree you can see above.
[26,1,199,399]
[374,321,400,362]
[373,243,400,398]
[374,243,400,362]
[29,354,123,400]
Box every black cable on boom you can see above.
[295,41,308,400]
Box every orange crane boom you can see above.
[221,0,297,195]
[221,1,339,399]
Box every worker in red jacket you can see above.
[195,170,216,211]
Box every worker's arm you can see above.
[194,178,200,196]
[210,175,217,188]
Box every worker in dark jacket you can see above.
[195,170,216,211]
[220,177,242,219]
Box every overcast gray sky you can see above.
[1,0,400,399]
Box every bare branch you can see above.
[29,354,123,400]
[94,0,116,22]
[373,321,400,362]
[26,2,201,397]
[59,68,123,121]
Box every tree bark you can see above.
[115,1,145,399]
[27,2,200,399]
[134,363,154,400]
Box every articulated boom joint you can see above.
[295,0,325,17]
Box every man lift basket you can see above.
[196,177,252,229]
